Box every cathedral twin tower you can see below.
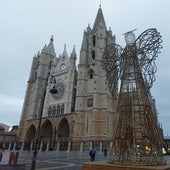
[17,6,118,151]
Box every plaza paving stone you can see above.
[1,150,107,170]
[1,150,170,170]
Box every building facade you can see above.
[0,125,18,150]
[16,6,119,152]
[17,6,161,152]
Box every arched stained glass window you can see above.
[61,104,64,114]
[57,105,61,115]
[48,107,52,117]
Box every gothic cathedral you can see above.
[17,6,118,151]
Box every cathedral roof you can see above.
[93,6,106,29]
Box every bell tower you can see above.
[74,6,118,141]
[17,36,55,141]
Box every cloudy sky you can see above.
[0,0,170,135]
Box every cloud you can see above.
[0,94,23,126]
[0,0,170,135]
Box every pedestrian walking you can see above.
[104,147,107,157]
[89,147,97,162]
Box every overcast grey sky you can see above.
[0,0,170,135]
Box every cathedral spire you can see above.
[93,6,106,29]
[41,44,47,54]
[71,45,77,59]
[70,45,77,66]
[62,44,68,58]
[50,35,53,42]
[46,35,56,57]
[71,45,76,55]
[81,31,88,51]
[99,0,101,8]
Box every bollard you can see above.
[0,152,2,161]
[8,152,19,165]
[0,151,26,170]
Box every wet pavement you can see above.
[0,150,107,170]
[1,150,170,170]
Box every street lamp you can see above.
[49,75,58,94]
[31,75,57,170]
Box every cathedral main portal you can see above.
[57,118,70,151]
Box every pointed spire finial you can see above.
[93,3,106,29]
[70,45,77,62]
[41,45,47,53]
[99,0,101,8]
[71,45,76,55]
[72,45,76,51]
[86,23,91,32]
[50,35,53,42]
[37,51,40,56]
[45,36,56,56]
[61,44,68,58]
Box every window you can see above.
[53,106,56,115]
[33,114,37,119]
[60,64,65,70]
[87,98,93,107]
[61,104,64,114]
[91,50,95,60]
[93,35,96,47]
[89,69,94,79]
[57,105,61,115]
[49,61,52,69]
[48,107,52,116]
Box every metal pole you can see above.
[31,94,45,170]
[30,72,49,170]
[30,74,57,170]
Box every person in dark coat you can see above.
[89,147,97,162]
[104,147,107,157]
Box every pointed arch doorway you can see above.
[58,118,70,151]
[41,120,53,151]
[25,124,36,150]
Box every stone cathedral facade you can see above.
[17,7,119,152]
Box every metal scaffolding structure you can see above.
[102,28,165,165]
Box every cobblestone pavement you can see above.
[1,150,108,170]
[1,150,170,170]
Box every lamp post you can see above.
[31,75,57,170]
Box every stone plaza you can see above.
[0,150,107,170]
[1,150,170,170]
